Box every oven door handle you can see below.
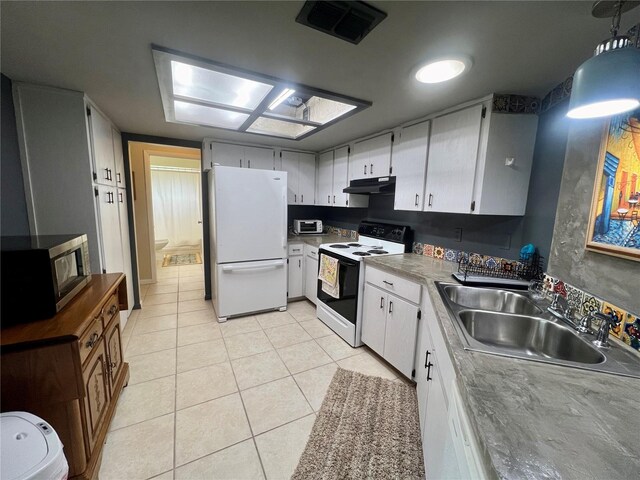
[318,250,359,268]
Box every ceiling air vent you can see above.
[296,1,387,45]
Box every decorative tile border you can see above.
[537,273,638,353]
[493,94,540,114]
[324,225,358,239]
[411,242,639,353]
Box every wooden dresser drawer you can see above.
[102,293,119,327]
[365,266,422,304]
[78,317,104,366]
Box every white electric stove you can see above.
[316,221,412,347]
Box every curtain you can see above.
[151,169,202,248]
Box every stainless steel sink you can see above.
[436,282,640,378]
[443,285,542,315]
[458,310,605,364]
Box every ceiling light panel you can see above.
[247,117,316,139]
[171,61,272,110]
[153,45,371,140]
[174,100,250,129]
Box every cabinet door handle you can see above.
[426,361,433,381]
[240,159,242,168]
[424,349,431,368]
[248,159,251,168]
[383,280,394,286]
[109,304,118,316]
[117,172,122,184]
[370,163,373,175]
[415,194,419,206]
[104,168,110,180]
[294,194,297,203]
[298,259,301,268]
[333,195,336,204]
[364,164,367,175]
[118,192,123,203]
[388,300,393,314]
[108,168,113,180]
[380,297,384,309]
[85,332,100,348]
[301,194,304,203]
[328,195,331,203]
[428,193,433,207]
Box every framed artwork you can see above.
[586,109,640,262]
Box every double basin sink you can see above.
[436,283,640,378]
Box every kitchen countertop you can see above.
[364,254,639,480]
[287,233,346,248]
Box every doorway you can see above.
[126,141,202,290]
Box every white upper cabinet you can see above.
[423,100,538,215]
[316,150,334,206]
[244,145,274,170]
[89,106,116,186]
[350,132,393,180]
[112,127,126,188]
[280,150,316,205]
[424,104,484,214]
[205,141,274,170]
[393,120,430,211]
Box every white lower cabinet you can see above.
[361,266,420,378]
[304,245,318,305]
[288,243,304,299]
[417,289,486,480]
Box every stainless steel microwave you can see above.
[1,234,91,324]
[293,219,323,234]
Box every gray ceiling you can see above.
[1,1,632,151]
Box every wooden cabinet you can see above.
[82,339,109,451]
[204,141,275,171]
[423,99,538,215]
[288,243,304,299]
[304,245,319,305]
[1,274,129,480]
[393,120,430,211]
[281,150,316,205]
[361,266,421,378]
[350,132,392,181]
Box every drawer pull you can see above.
[383,280,394,286]
[85,332,100,349]
[108,305,118,316]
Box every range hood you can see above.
[343,176,396,195]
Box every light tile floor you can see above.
[100,262,403,480]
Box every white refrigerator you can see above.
[209,166,288,322]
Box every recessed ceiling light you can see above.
[415,56,472,84]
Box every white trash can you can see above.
[1,412,69,480]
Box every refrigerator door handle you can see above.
[282,191,287,248]
[222,260,285,273]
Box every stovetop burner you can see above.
[348,243,362,247]
[330,244,349,248]
[368,249,388,254]
[352,251,371,256]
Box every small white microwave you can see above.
[293,219,323,234]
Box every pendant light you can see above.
[567,1,640,119]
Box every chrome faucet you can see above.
[547,294,577,328]
[592,312,619,348]
[576,311,611,334]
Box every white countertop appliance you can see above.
[208,166,288,322]
[293,219,323,234]
[316,221,412,346]
[0,411,69,480]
